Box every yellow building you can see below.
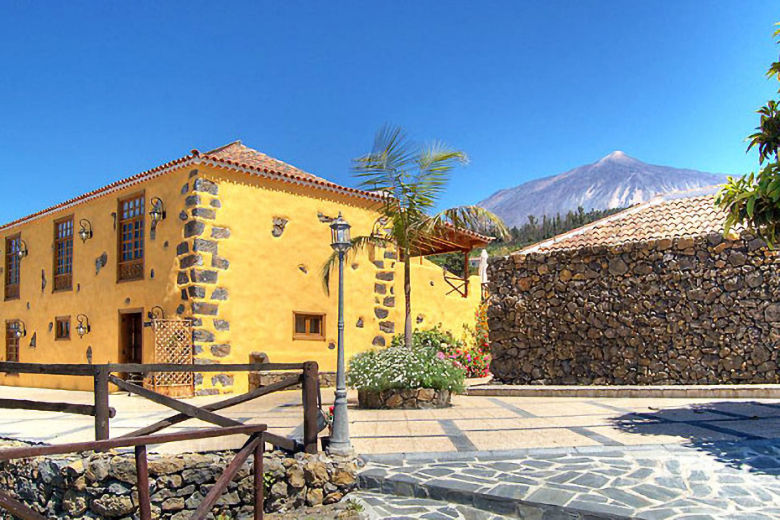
[0,142,488,394]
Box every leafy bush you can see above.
[347,345,465,393]
[389,322,492,378]
[390,326,462,350]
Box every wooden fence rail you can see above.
[0,361,320,454]
[0,424,268,520]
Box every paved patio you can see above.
[4,386,780,518]
[1,385,780,455]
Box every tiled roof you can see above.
[515,190,728,255]
[203,141,327,183]
[0,141,383,231]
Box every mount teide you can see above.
[478,151,728,227]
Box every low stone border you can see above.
[357,388,451,409]
[0,440,358,519]
[466,384,780,398]
[249,371,337,390]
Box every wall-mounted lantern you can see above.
[11,320,26,339]
[78,219,93,243]
[16,240,28,260]
[147,306,165,321]
[149,197,166,224]
[75,314,91,338]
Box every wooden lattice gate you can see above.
[150,319,194,397]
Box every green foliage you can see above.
[322,125,509,347]
[346,345,466,393]
[264,472,276,494]
[345,500,365,512]
[389,326,462,350]
[428,206,625,272]
[389,323,491,378]
[716,23,780,246]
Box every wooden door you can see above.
[120,312,143,363]
[5,322,19,362]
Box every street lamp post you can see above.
[328,212,353,455]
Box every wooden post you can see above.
[93,366,110,440]
[301,361,319,454]
[463,250,469,298]
[254,436,264,520]
[134,445,152,520]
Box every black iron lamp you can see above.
[78,219,93,243]
[329,212,351,253]
[11,321,26,339]
[149,197,166,224]
[75,314,91,338]
[16,240,28,259]
[327,212,353,455]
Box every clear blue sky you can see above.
[0,1,777,223]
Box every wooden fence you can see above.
[0,361,320,454]
[0,424,268,520]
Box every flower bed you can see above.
[347,345,465,409]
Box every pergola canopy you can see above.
[409,224,493,257]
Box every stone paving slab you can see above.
[5,385,780,456]
[351,491,515,520]
[467,385,780,399]
[358,439,780,519]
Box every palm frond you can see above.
[321,235,390,295]
[353,125,417,193]
[424,205,511,240]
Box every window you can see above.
[117,194,145,281]
[5,322,19,362]
[4,235,21,300]
[55,317,71,340]
[293,312,325,340]
[53,217,73,291]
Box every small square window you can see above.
[55,317,70,340]
[293,312,325,340]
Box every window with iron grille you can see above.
[53,217,73,291]
[117,194,145,281]
[55,317,70,340]
[293,312,326,340]
[5,322,19,362]
[4,235,20,300]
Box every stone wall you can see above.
[487,233,780,385]
[0,441,358,519]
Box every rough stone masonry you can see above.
[0,441,358,519]
[487,233,780,385]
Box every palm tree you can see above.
[323,125,509,348]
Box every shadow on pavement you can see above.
[610,400,780,475]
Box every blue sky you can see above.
[0,1,777,223]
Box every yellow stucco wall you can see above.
[0,161,483,394]
[180,165,483,394]
[0,167,190,390]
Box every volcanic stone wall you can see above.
[0,443,357,519]
[487,233,780,385]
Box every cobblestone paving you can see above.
[356,439,780,519]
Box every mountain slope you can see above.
[479,151,728,227]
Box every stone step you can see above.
[351,491,514,520]
[357,468,632,519]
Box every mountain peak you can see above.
[478,153,728,227]
[598,150,635,164]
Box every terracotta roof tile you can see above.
[0,141,383,231]
[204,141,327,182]
[516,191,728,255]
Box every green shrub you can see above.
[347,345,465,393]
[389,326,463,350]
